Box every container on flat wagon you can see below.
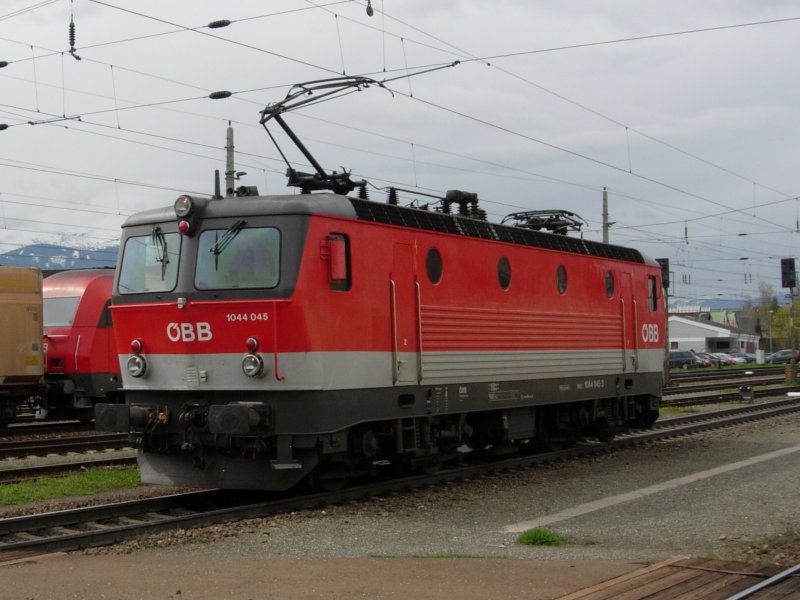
[0,267,44,392]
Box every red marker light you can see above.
[130,338,143,353]
[245,337,259,352]
[178,220,191,234]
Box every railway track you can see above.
[0,456,136,484]
[2,397,799,559]
[2,421,91,437]
[665,374,785,395]
[668,366,784,382]
[0,433,130,460]
[663,383,800,407]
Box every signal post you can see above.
[781,258,797,382]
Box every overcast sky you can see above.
[1,0,799,302]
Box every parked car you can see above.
[727,352,752,364]
[695,352,718,367]
[767,349,799,364]
[669,350,705,369]
[710,353,736,366]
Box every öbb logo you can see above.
[167,322,213,342]
[641,323,659,343]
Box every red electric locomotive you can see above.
[40,269,121,421]
[96,78,665,490]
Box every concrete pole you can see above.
[225,122,235,197]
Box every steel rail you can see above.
[0,456,136,484]
[0,434,130,459]
[724,563,800,599]
[664,375,784,395]
[0,433,129,457]
[2,422,91,436]
[663,385,800,407]
[668,367,784,382]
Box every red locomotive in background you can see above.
[95,77,666,490]
[40,269,121,421]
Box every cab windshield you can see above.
[43,296,80,327]
[118,229,180,294]
[195,226,280,290]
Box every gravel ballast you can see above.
[80,410,800,564]
[3,409,800,599]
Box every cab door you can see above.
[619,272,639,372]
[390,243,419,384]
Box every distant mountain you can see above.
[0,243,118,271]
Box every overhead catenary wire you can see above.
[0,2,797,295]
[3,3,794,219]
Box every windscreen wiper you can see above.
[210,219,246,271]
[151,226,169,280]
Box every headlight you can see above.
[127,355,147,378]
[174,195,194,218]
[241,353,264,378]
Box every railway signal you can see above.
[781,258,796,289]
[655,258,669,290]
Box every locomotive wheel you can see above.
[592,417,615,443]
[310,455,370,491]
[310,463,349,491]
[311,470,349,492]
[418,456,443,475]
[633,408,659,429]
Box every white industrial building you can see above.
[668,315,760,354]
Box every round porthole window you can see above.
[556,265,567,295]
[426,247,442,284]
[498,257,511,290]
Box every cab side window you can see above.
[647,275,658,311]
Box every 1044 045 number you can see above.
[225,312,269,322]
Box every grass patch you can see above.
[517,528,566,546]
[0,467,140,505]
[701,547,718,560]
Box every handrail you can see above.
[271,301,284,381]
[620,297,627,373]
[632,298,639,371]
[74,334,81,372]
[415,280,423,383]
[389,279,398,384]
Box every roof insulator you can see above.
[209,91,232,100]
[208,19,231,29]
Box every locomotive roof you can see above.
[43,268,114,296]
[122,193,358,226]
[124,192,647,265]
[349,197,647,264]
